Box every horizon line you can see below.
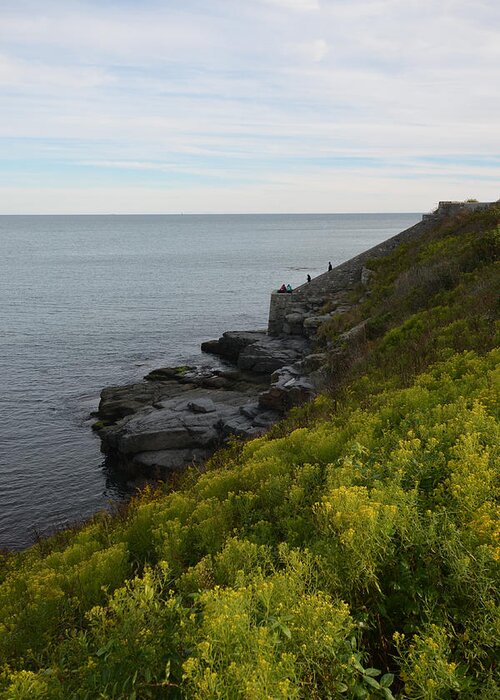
[0,210,423,217]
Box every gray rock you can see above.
[283,312,305,335]
[252,410,280,428]
[331,305,352,316]
[221,415,260,439]
[339,320,367,347]
[98,383,158,422]
[200,376,231,389]
[188,398,217,413]
[117,412,193,454]
[361,267,375,287]
[96,329,311,477]
[285,312,304,324]
[303,314,331,332]
[301,353,328,373]
[145,366,192,382]
[201,331,266,361]
[133,448,208,471]
[259,363,316,412]
[240,402,261,419]
[238,335,310,374]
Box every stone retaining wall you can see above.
[422,200,496,221]
[268,217,430,335]
[268,200,497,336]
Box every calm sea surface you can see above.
[0,213,420,549]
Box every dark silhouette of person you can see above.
[328,261,333,271]
[307,274,311,283]
[278,283,287,293]
[286,284,293,293]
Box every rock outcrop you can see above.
[95,202,497,480]
[95,332,315,476]
[202,331,310,374]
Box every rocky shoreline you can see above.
[94,206,464,478]
[94,329,320,476]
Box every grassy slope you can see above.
[0,207,499,700]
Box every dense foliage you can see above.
[1,207,498,699]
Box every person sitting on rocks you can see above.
[278,283,287,293]
[328,261,333,271]
[307,274,311,283]
[286,284,293,293]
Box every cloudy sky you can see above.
[1,0,499,213]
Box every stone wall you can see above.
[268,200,497,336]
[422,200,497,221]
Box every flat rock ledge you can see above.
[95,331,317,476]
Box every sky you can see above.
[0,0,499,214]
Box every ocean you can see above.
[0,213,420,549]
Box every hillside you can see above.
[0,205,499,699]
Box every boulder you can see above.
[220,415,260,439]
[238,335,310,374]
[301,352,328,373]
[339,320,367,347]
[187,398,217,413]
[98,383,159,422]
[133,448,208,472]
[201,331,266,361]
[361,267,375,287]
[258,364,316,412]
[96,328,312,476]
[303,314,331,329]
[145,366,192,382]
[252,410,281,428]
[239,402,261,419]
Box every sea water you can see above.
[0,213,420,549]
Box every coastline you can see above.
[92,199,497,479]
[93,330,315,476]
[1,212,424,550]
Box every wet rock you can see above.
[145,366,192,382]
[99,383,160,422]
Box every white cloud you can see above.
[0,0,498,212]
[0,54,111,90]
[1,173,498,215]
[290,38,329,62]
[258,0,320,11]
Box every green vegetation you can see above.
[91,419,111,432]
[0,207,498,699]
